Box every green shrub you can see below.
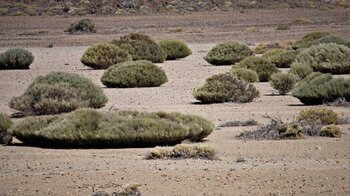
[236,56,279,82]
[9,72,107,115]
[0,113,12,133]
[193,73,259,104]
[279,123,304,139]
[312,35,350,48]
[288,62,313,79]
[159,39,192,60]
[230,68,259,83]
[67,19,96,34]
[294,43,350,74]
[292,31,329,50]
[204,42,254,65]
[298,108,338,125]
[9,109,214,147]
[101,60,168,88]
[0,48,34,69]
[320,125,341,137]
[111,33,167,63]
[269,73,297,95]
[292,73,350,105]
[146,144,216,160]
[81,43,131,69]
[262,49,297,68]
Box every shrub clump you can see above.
[9,109,214,147]
[294,43,350,74]
[81,43,131,69]
[298,108,338,125]
[288,62,313,80]
[159,39,192,60]
[193,73,259,104]
[262,49,297,68]
[218,119,258,127]
[0,113,13,145]
[111,33,166,63]
[320,125,341,137]
[312,35,350,48]
[230,68,259,83]
[292,31,329,50]
[0,48,34,69]
[101,60,168,88]
[269,73,297,95]
[9,72,107,115]
[236,56,279,82]
[204,42,254,65]
[67,19,96,34]
[146,144,216,160]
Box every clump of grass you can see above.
[0,48,34,69]
[244,27,257,33]
[312,35,350,48]
[146,144,216,160]
[262,49,297,68]
[276,24,290,30]
[254,41,293,54]
[67,19,96,34]
[230,68,259,83]
[292,18,312,25]
[159,39,192,60]
[288,62,313,80]
[236,56,279,82]
[292,31,329,50]
[168,28,183,33]
[219,119,258,127]
[320,125,341,137]
[269,73,297,95]
[298,107,338,125]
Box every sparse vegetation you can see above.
[269,73,297,95]
[0,48,34,69]
[288,63,313,80]
[298,108,338,125]
[159,39,192,60]
[262,49,297,68]
[236,56,279,82]
[230,68,259,83]
[292,31,329,50]
[320,125,341,137]
[146,144,216,160]
[218,119,258,127]
[67,19,96,34]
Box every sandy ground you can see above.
[1,9,350,195]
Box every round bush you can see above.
[81,43,131,69]
[320,125,341,137]
[269,73,297,95]
[9,72,108,115]
[262,49,297,68]
[288,62,313,80]
[0,48,34,69]
[9,109,214,148]
[230,68,259,83]
[193,73,260,104]
[67,19,96,34]
[294,43,350,74]
[298,108,338,125]
[236,56,279,82]
[159,39,192,60]
[101,60,168,88]
[111,33,167,63]
[204,42,254,65]
[292,31,329,50]
[312,35,350,48]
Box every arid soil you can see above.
[1,9,350,195]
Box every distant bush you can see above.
[204,42,254,65]
[0,48,34,69]
[0,113,13,145]
[298,108,338,125]
[193,73,259,104]
[81,43,131,69]
[230,68,259,83]
[9,72,107,115]
[292,31,329,50]
[288,62,313,79]
[320,125,341,137]
[67,19,96,34]
[312,35,350,48]
[236,56,279,82]
[269,73,297,95]
[159,39,192,60]
[101,60,168,88]
[276,24,290,30]
[254,41,293,54]
[262,49,297,68]
[9,109,214,147]
[146,144,216,160]
[111,33,166,63]
[294,43,350,74]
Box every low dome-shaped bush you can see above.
[292,31,329,50]
[269,73,297,95]
[67,19,96,34]
[9,109,214,148]
[111,33,167,63]
[312,35,350,48]
[0,48,34,69]
[9,72,108,115]
[236,56,279,82]
[230,68,259,83]
[320,125,341,137]
[288,62,313,80]
[193,73,259,104]
[262,49,297,68]
[101,60,168,88]
[159,39,192,60]
[292,73,350,105]
[298,108,338,125]
[81,43,131,69]
[294,43,350,74]
[204,42,254,65]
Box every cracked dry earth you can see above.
[1,8,350,195]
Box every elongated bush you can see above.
[294,43,350,74]
[193,73,259,104]
[230,68,259,83]
[111,33,166,63]
[269,73,297,95]
[0,48,34,69]
[159,40,192,60]
[101,60,167,88]
[292,73,350,105]
[288,62,313,79]
[292,31,329,50]
[262,49,297,68]
[9,109,214,148]
[9,72,107,115]
[81,43,131,69]
[204,42,254,65]
[67,19,96,34]
[312,35,350,48]
[298,108,338,125]
[236,56,279,82]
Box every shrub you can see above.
[218,119,258,127]
[9,72,107,115]
[193,73,259,104]
[204,42,254,65]
[101,60,168,88]
[236,56,279,82]
[146,144,216,160]
[276,24,290,30]
[81,43,131,69]
[294,43,350,74]
[67,19,96,34]
[0,48,34,69]
[0,113,13,145]
[9,109,214,147]
[298,108,338,125]
[320,125,341,137]
[292,73,350,105]
[111,33,166,63]
[292,31,329,50]
[269,73,297,95]
[254,41,293,54]
[288,62,313,79]
[159,39,192,60]
[230,68,259,83]
[312,35,350,48]
[262,49,297,68]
